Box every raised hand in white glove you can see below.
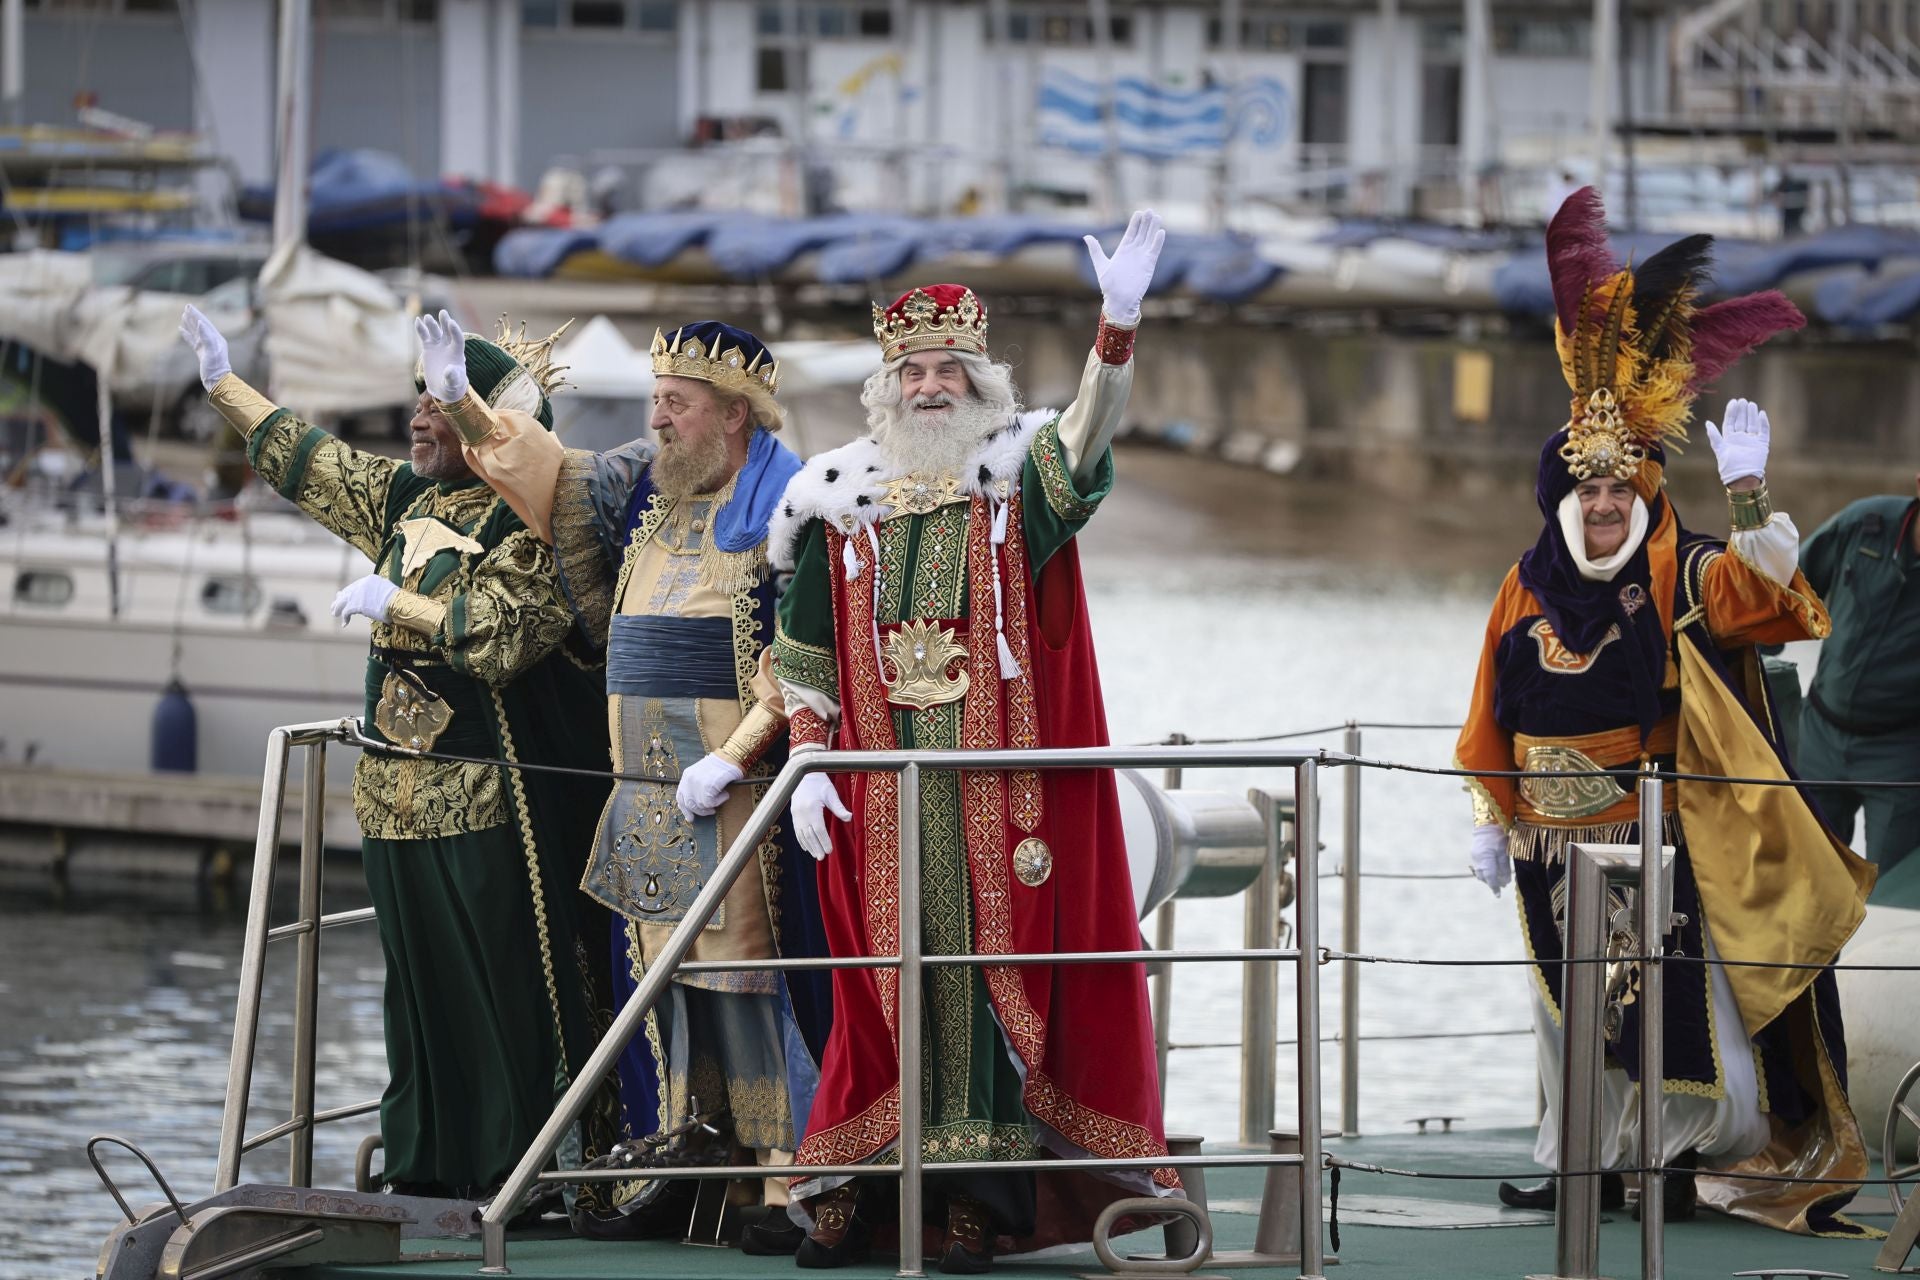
[1469,823,1512,898]
[178,304,232,392]
[790,768,852,862]
[1082,208,1167,327]
[415,310,469,405]
[1703,397,1770,487]
[330,574,400,627]
[677,752,744,822]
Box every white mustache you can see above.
[910,394,954,410]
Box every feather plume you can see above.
[1688,291,1805,389]
[1547,187,1617,335]
[1631,234,1714,361]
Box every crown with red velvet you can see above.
[872,284,988,358]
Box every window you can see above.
[1300,21,1347,50]
[200,575,262,616]
[758,45,807,93]
[1421,20,1463,56]
[525,0,674,33]
[571,0,625,26]
[993,6,1133,46]
[13,570,73,607]
[1493,19,1589,56]
[762,4,892,39]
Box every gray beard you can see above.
[652,428,732,497]
[875,397,1007,476]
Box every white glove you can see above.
[330,574,400,627]
[178,304,232,392]
[1703,397,1770,487]
[1469,823,1512,898]
[1082,208,1167,327]
[790,769,852,862]
[677,752,744,822]
[415,310,469,404]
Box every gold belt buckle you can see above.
[1519,744,1627,819]
[880,619,970,711]
[375,668,454,751]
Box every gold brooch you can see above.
[1558,388,1645,482]
[881,471,963,519]
[1013,837,1053,887]
[880,619,970,710]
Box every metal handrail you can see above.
[476,744,1333,1278]
[215,718,378,1192]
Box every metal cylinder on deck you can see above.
[1117,769,1269,920]
[1253,1127,1340,1259]
[1163,1133,1209,1259]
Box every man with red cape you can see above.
[766,210,1177,1273]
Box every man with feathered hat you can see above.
[1454,189,1877,1232]
[430,313,830,1250]
[764,210,1176,1273]
[175,305,617,1208]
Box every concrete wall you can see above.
[518,28,680,187]
[313,23,441,175]
[18,11,193,129]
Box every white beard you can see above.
[873,396,1007,476]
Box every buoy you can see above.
[151,678,198,773]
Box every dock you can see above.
[0,764,362,877]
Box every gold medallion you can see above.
[881,470,964,518]
[1013,837,1053,888]
[880,619,971,710]
[374,670,454,752]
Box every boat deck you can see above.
[286,1127,1899,1280]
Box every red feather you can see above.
[1688,291,1806,389]
[1546,186,1617,335]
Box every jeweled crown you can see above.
[650,325,781,396]
[873,284,989,358]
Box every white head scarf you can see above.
[1557,490,1650,581]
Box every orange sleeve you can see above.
[1701,547,1831,647]
[1454,567,1526,828]
[457,406,564,544]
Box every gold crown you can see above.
[650,328,780,396]
[872,286,988,356]
[1558,388,1646,483]
[492,315,573,399]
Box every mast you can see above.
[3,0,22,127]
[272,0,312,257]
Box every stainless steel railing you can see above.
[475,743,1335,1278]
[214,719,383,1192]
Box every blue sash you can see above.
[606,615,737,700]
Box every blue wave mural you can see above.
[1036,67,1291,157]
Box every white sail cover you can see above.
[259,243,414,416]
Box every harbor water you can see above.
[0,450,1776,1276]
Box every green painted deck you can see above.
[287,1129,1899,1280]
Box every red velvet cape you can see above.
[793,495,1176,1249]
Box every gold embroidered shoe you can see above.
[795,1185,869,1269]
[938,1194,993,1275]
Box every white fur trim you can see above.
[489,366,545,420]
[768,408,1058,571]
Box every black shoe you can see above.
[1634,1151,1698,1222]
[573,1181,697,1241]
[1498,1174,1625,1211]
[795,1189,870,1269]
[740,1204,806,1257]
[936,1194,993,1274]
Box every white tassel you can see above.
[842,537,860,581]
[865,524,886,676]
[988,497,1021,680]
[996,631,1021,680]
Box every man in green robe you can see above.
[178,304,616,1205]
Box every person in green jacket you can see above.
[178,304,618,1208]
[1799,473,1920,880]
